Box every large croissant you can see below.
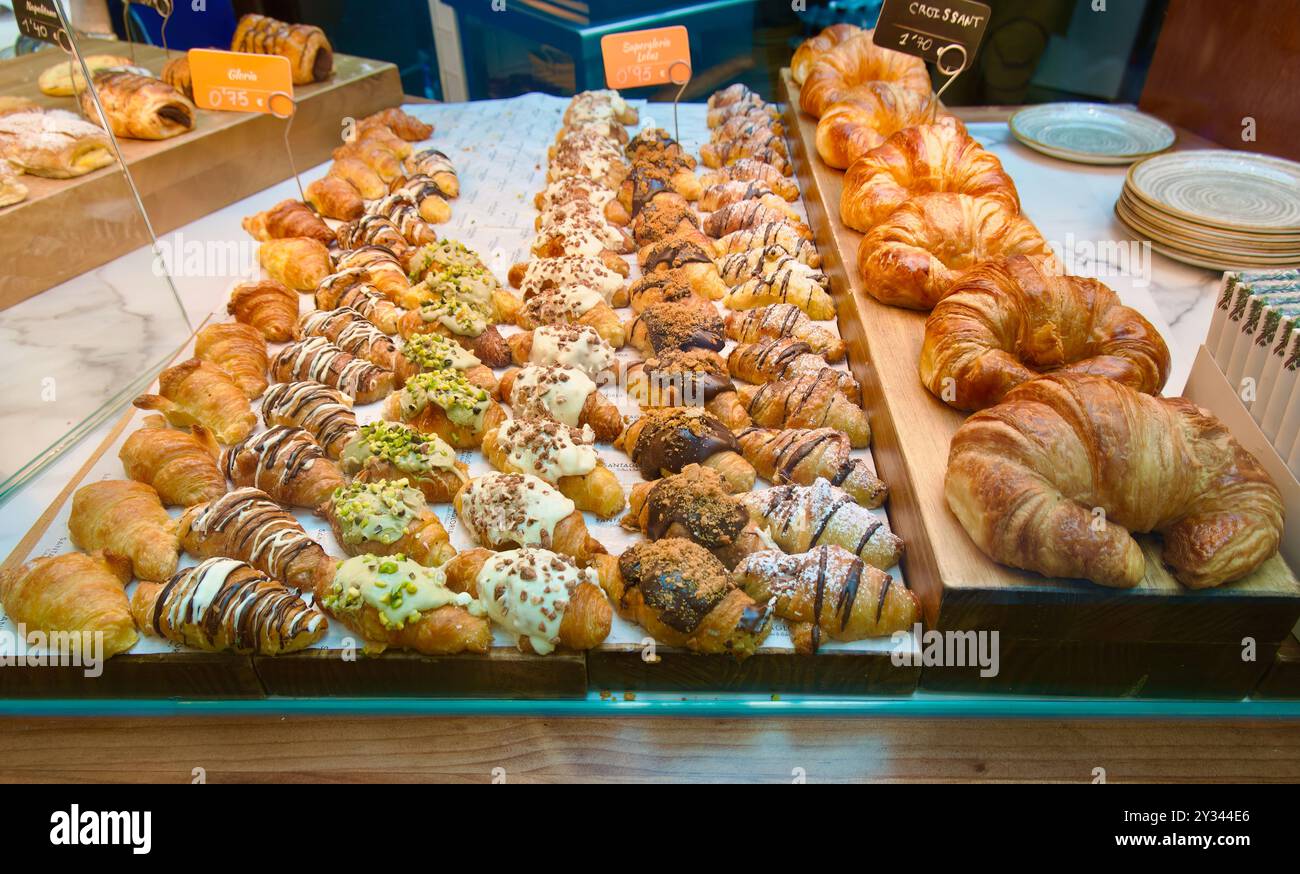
[841,125,1019,232]
[791,22,862,84]
[816,82,963,170]
[858,193,1055,310]
[945,374,1285,590]
[799,31,931,118]
[920,255,1171,411]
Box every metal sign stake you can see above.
[270,91,305,201]
[929,43,969,122]
[668,60,691,143]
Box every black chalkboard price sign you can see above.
[13,0,72,50]
[873,0,992,73]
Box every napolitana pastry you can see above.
[705,201,810,240]
[615,406,756,493]
[318,479,454,567]
[405,148,459,197]
[611,538,772,657]
[454,472,609,569]
[724,303,844,362]
[231,13,333,84]
[132,558,327,655]
[736,427,887,508]
[481,419,624,518]
[622,464,774,569]
[0,110,114,178]
[334,246,411,305]
[313,553,491,655]
[737,370,872,447]
[228,279,299,343]
[339,420,468,503]
[723,272,835,321]
[178,488,329,592]
[260,381,357,459]
[443,547,612,654]
[946,373,1285,589]
[118,416,225,507]
[78,71,195,140]
[221,426,346,510]
[134,358,257,445]
[298,307,409,383]
[497,364,623,442]
[740,479,902,571]
[336,214,409,258]
[270,336,394,404]
[0,551,137,659]
[717,245,828,290]
[194,322,269,400]
[383,369,506,449]
[68,480,180,582]
[920,254,1170,411]
[734,545,919,654]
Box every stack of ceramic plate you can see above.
[1010,103,1175,165]
[1115,150,1300,271]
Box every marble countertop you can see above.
[0,98,1223,561]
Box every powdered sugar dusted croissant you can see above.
[740,480,902,570]
[736,427,887,508]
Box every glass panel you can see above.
[0,3,192,503]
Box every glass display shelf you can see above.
[3,693,1299,719]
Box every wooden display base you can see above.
[1255,631,1300,699]
[781,70,1300,696]
[0,39,404,309]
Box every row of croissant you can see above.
[0,14,332,208]
[0,88,915,663]
[494,88,921,656]
[792,24,1285,590]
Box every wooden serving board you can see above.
[1255,630,1300,699]
[0,39,403,309]
[781,70,1300,694]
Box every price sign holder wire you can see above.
[929,43,969,122]
[269,92,305,201]
[669,60,691,143]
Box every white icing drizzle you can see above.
[459,472,576,550]
[509,364,597,427]
[187,487,321,585]
[155,557,324,649]
[272,336,384,397]
[476,547,593,655]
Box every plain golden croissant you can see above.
[329,157,387,200]
[258,236,333,292]
[724,304,845,362]
[242,199,334,245]
[611,538,772,658]
[134,358,257,445]
[363,107,433,141]
[791,22,862,84]
[921,255,1171,411]
[841,125,1019,232]
[78,71,195,140]
[305,175,364,221]
[946,374,1286,590]
[69,480,179,582]
[735,426,887,508]
[799,31,932,118]
[231,13,333,84]
[737,370,872,447]
[816,82,964,170]
[133,558,328,655]
[858,193,1056,310]
[734,545,918,654]
[194,322,269,400]
[333,139,403,182]
[228,280,299,343]
[118,415,225,507]
[0,551,137,659]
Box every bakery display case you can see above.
[0,0,1298,716]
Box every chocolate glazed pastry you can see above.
[623,464,772,569]
[625,299,726,355]
[610,539,772,658]
[615,407,756,492]
[627,348,750,429]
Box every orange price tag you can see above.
[187,49,294,115]
[600,25,691,90]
